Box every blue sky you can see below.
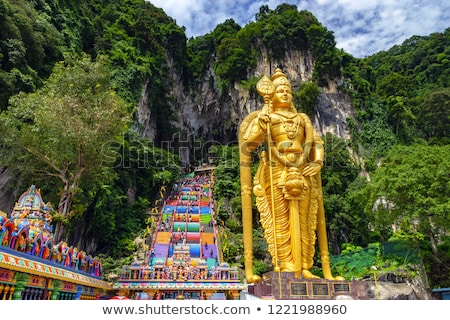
[148,0,449,58]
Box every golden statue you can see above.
[239,68,342,283]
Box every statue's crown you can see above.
[271,68,291,88]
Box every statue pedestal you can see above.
[247,271,371,300]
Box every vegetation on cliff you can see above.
[0,0,448,288]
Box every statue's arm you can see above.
[298,113,315,164]
[301,114,324,176]
[242,112,266,151]
[312,131,324,166]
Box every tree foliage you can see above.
[0,0,64,108]
[363,28,450,144]
[366,144,450,246]
[186,3,341,90]
[413,88,450,143]
[293,81,320,118]
[70,130,180,258]
[0,54,130,240]
[320,133,371,253]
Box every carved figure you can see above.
[239,68,342,283]
[1,228,10,246]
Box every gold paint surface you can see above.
[239,69,341,283]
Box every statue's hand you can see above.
[302,162,322,176]
[258,113,270,132]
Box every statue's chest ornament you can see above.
[281,118,300,139]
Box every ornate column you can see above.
[12,272,29,300]
[74,284,82,300]
[49,279,62,300]
[229,290,241,300]
[145,290,158,299]
[8,285,15,299]
[203,291,213,300]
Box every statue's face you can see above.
[273,84,292,108]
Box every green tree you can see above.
[212,18,241,44]
[68,129,180,257]
[376,73,413,98]
[215,37,247,81]
[0,0,64,108]
[366,144,450,252]
[0,54,130,241]
[321,133,366,252]
[375,73,416,138]
[385,95,415,137]
[294,81,319,118]
[414,88,450,143]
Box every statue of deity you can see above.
[239,68,343,283]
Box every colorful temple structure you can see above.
[0,167,246,300]
[0,185,110,300]
[113,166,246,300]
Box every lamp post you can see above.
[372,266,380,300]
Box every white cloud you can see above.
[148,0,449,57]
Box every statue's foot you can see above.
[247,274,261,283]
[280,261,296,272]
[323,272,345,280]
[302,270,319,279]
[324,275,345,280]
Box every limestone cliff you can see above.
[136,47,355,168]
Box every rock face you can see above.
[366,272,432,300]
[1,48,355,210]
[370,280,431,300]
[136,47,355,167]
[314,91,353,140]
[0,168,17,214]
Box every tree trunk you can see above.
[53,220,66,243]
[53,183,75,243]
[429,231,438,255]
[52,159,86,241]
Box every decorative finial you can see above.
[256,74,275,98]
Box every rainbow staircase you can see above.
[114,169,245,300]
